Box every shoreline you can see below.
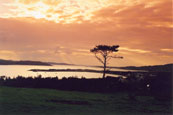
[29,68,148,76]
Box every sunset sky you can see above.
[0,0,172,66]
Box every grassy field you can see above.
[0,86,172,115]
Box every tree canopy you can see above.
[90,45,119,53]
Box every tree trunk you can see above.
[102,57,107,78]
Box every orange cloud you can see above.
[119,47,151,53]
[160,49,173,53]
[0,50,19,60]
[0,0,114,23]
[1,0,170,25]
[0,0,172,66]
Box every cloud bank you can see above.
[0,0,172,66]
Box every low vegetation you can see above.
[0,86,172,115]
[0,71,172,101]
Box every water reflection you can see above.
[0,65,136,78]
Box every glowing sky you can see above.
[0,0,172,66]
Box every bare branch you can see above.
[107,57,112,62]
[107,55,123,59]
[95,53,104,64]
[97,50,105,57]
[107,55,123,62]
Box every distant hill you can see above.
[118,64,173,72]
[47,62,75,66]
[0,59,51,66]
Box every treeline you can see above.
[119,64,173,72]
[0,72,172,101]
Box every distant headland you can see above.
[0,59,51,66]
[0,59,172,72]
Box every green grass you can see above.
[0,86,172,115]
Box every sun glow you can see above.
[2,0,113,23]
[1,0,159,24]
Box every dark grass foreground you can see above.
[0,86,172,115]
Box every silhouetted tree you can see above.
[90,45,123,78]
